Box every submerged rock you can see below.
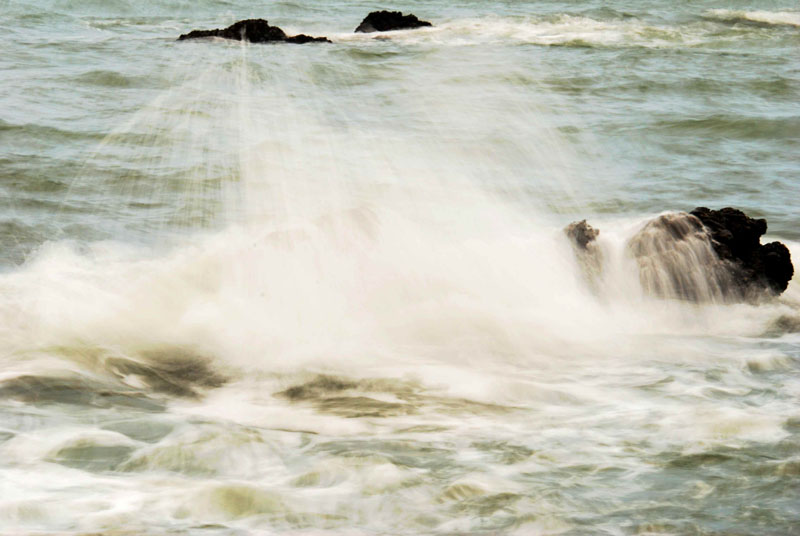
[0,374,165,411]
[284,33,331,44]
[354,11,433,33]
[107,347,227,399]
[178,19,330,44]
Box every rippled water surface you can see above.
[1,0,799,534]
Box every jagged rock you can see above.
[178,19,330,44]
[565,220,599,250]
[690,207,793,295]
[567,208,793,302]
[284,33,330,44]
[565,220,602,288]
[626,208,793,302]
[354,11,432,33]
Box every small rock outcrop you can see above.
[690,207,793,295]
[565,208,793,302]
[354,11,432,33]
[284,33,330,44]
[565,220,599,250]
[626,208,793,301]
[178,19,330,44]
[565,220,603,288]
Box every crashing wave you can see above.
[567,208,794,303]
[627,212,735,302]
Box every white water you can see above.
[6,47,794,378]
[1,17,800,535]
[706,9,800,28]
[334,12,800,48]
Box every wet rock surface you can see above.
[565,220,599,250]
[355,11,433,33]
[178,19,330,44]
[284,34,331,44]
[568,208,794,301]
[690,207,793,295]
[565,220,603,289]
[627,212,732,301]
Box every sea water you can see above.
[1,1,799,534]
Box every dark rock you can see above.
[355,11,432,33]
[178,19,330,44]
[178,19,285,42]
[565,220,599,250]
[564,220,602,288]
[690,207,793,295]
[285,34,331,44]
[625,208,793,302]
[569,208,793,302]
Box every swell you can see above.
[0,119,105,144]
[72,69,141,88]
[649,114,800,140]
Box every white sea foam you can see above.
[707,9,800,27]
[1,209,796,532]
[0,215,795,394]
[335,14,739,48]
[1,21,798,533]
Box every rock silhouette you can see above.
[690,207,793,295]
[355,11,432,33]
[178,19,330,44]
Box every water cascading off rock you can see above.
[566,208,794,302]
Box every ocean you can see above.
[1,1,799,534]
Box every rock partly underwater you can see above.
[354,11,433,33]
[566,207,793,302]
[178,19,330,44]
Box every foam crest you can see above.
[1,214,795,390]
[706,9,800,27]
[336,15,720,48]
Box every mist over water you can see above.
[1,1,800,534]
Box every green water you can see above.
[0,1,799,534]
